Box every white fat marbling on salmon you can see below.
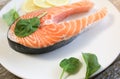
[8,1,107,48]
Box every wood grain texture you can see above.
[0,0,120,79]
[0,65,20,79]
[0,0,10,9]
[110,0,120,11]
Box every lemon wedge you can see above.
[46,0,69,6]
[33,0,52,8]
[22,0,40,12]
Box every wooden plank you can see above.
[110,0,120,11]
[0,65,21,79]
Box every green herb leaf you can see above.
[59,57,82,79]
[14,12,47,37]
[2,9,19,26]
[15,17,40,37]
[82,53,101,79]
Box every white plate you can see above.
[0,0,120,79]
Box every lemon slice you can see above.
[22,0,40,12]
[33,0,52,8]
[46,0,69,6]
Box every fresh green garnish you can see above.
[2,9,19,26]
[59,57,82,79]
[82,53,101,79]
[59,53,101,79]
[14,12,47,37]
[15,17,40,37]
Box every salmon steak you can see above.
[7,0,107,54]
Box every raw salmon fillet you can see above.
[21,0,94,25]
[8,1,107,49]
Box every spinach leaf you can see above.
[2,9,19,26]
[15,17,40,37]
[59,57,82,79]
[82,53,101,79]
[15,12,47,37]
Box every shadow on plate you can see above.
[26,13,114,60]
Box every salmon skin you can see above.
[7,1,107,54]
